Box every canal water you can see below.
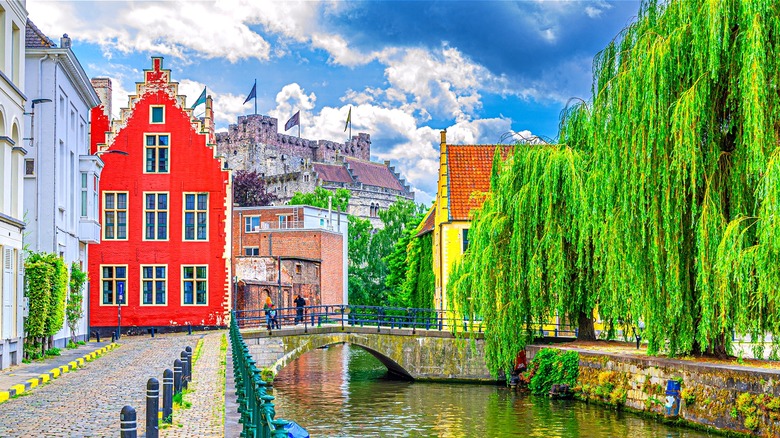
[272,344,714,437]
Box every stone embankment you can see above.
[527,345,780,437]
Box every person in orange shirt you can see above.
[263,296,274,330]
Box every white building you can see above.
[0,0,27,369]
[23,22,101,347]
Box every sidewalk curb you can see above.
[0,343,119,404]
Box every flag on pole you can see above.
[284,110,300,131]
[190,87,207,109]
[243,82,257,105]
[344,106,352,132]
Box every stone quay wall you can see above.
[527,345,780,436]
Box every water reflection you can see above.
[273,344,713,438]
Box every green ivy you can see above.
[24,258,53,340]
[44,255,68,337]
[66,262,87,343]
[526,349,580,397]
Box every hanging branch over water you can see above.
[450,0,780,375]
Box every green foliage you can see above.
[288,187,350,212]
[45,347,61,357]
[681,387,696,406]
[24,257,53,340]
[450,0,780,371]
[44,255,68,337]
[66,262,87,343]
[398,232,435,310]
[260,367,275,384]
[349,198,426,306]
[66,341,77,349]
[526,349,579,397]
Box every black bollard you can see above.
[187,324,192,335]
[120,405,137,438]
[185,346,193,381]
[111,332,116,343]
[180,351,189,390]
[162,369,173,424]
[146,378,159,438]
[94,331,101,343]
[173,359,183,395]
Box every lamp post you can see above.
[634,320,645,349]
[117,281,124,340]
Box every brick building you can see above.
[216,114,414,228]
[88,58,231,335]
[232,205,347,320]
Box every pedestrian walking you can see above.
[264,296,274,330]
[294,295,306,324]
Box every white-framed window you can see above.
[101,265,127,305]
[184,193,208,240]
[244,247,259,256]
[24,158,34,177]
[144,134,169,173]
[144,193,168,240]
[244,216,260,232]
[182,266,208,305]
[150,105,165,124]
[103,192,128,240]
[141,265,167,305]
[80,173,88,217]
[278,215,288,228]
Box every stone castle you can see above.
[216,114,414,227]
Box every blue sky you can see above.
[28,0,641,205]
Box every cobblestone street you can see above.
[0,333,200,437]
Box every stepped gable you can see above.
[95,57,214,151]
[447,145,512,221]
[344,157,406,192]
[25,19,57,48]
[312,162,353,184]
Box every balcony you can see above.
[79,218,101,244]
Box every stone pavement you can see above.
[162,332,226,437]
[0,333,199,437]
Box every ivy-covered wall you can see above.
[527,346,780,436]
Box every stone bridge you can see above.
[241,325,494,381]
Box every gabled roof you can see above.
[26,20,56,48]
[447,145,512,221]
[345,157,405,191]
[312,163,353,184]
[416,206,435,237]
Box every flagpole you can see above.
[298,114,301,138]
[254,79,257,115]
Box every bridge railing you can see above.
[229,312,291,437]
[235,304,484,334]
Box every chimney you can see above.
[204,95,215,143]
[60,33,71,49]
[90,77,112,118]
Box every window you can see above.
[462,228,470,253]
[80,173,87,217]
[278,215,288,228]
[103,192,128,239]
[24,158,34,176]
[303,174,309,182]
[295,263,302,274]
[182,266,207,305]
[314,265,320,279]
[141,266,166,305]
[184,193,208,240]
[101,266,127,305]
[93,175,99,218]
[244,247,259,256]
[244,216,260,232]
[145,193,168,240]
[150,106,165,124]
[144,134,169,173]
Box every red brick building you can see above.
[88,58,231,335]
[232,205,347,318]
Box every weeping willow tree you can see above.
[450,0,780,374]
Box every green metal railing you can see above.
[230,312,290,438]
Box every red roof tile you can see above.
[345,157,405,191]
[416,206,435,236]
[313,163,353,184]
[447,145,512,221]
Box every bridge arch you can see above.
[273,333,413,379]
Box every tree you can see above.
[450,0,780,375]
[66,262,87,343]
[347,215,375,306]
[233,170,276,207]
[288,187,350,212]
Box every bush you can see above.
[45,347,61,357]
[526,348,579,396]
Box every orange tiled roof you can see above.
[447,145,512,221]
[416,206,435,236]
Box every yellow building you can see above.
[422,131,512,313]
